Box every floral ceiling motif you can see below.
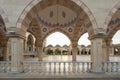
[37,5,80,28]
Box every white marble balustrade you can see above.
[23,61,92,73]
[0,61,11,72]
[102,61,120,72]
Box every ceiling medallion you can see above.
[50,11,53,18]
[38,15,80,28]
[62,11,66,18]
[43,28,47,32]
[68,28,72,32]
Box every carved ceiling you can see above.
[26,0,92,43]
[37,5,79,28]
[0,15,7,41]
[107,9,120,39]
[107,10,120,33]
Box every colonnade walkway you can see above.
[0,55,120,79]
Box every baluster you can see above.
[29,62,32,72]
[49,62,51,73]
[54,62,56,73]
[44,62,46,73]
[4,62,6,72]
[0,62,1,72]
[102,62,105,72]
[73,62,76,73]
[68,62,71,73]
[24,62,27,72]
[117,62,120,72]
[87,62,90,72]
[114,62,116,72]
[82,62,85,72]
[39,62,42,73]
[107,62,111,72]
[2,62,5,72]
[8,62,11,72]
[111,62,114,72]
[58,62,61,73]
[34,63,36,73]
[77,62,80,73]
[63,62,66,73]
[116,62,119,72]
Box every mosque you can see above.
[0,0,120,79]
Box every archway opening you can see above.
[24,32,37,60]
[112,30,120,45]
[109,30,120,61]
[16,0,96,62]
[44,32,72,61]
[77,33,91,61]
[0,15,7,61]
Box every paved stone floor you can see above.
[0,72,120,80]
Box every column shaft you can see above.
[91,38,103,72]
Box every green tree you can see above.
[55,48,61,55]
[47,49,53,55]
[62,50,68,55]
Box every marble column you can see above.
[38,46,43,61]
[111,47,114,56]
[3,45,8,61]
[72,44,78,61]
[89,33,107,72]
[7,32,24,73]
[6,40,11,60]
[102,40,109,61]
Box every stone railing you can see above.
[0,61,11,72]
[102,61,120,72]
[23,61,92,73]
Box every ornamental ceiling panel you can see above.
[107,10,120,33]
[38,5,78,28]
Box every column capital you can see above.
[88,33,107,40]
[6,31,25,39]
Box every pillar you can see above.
[7,32,24,73]
[72,44,78,61]
[89,33,107,72]
[102,39,110,61]
[37,45,43,61]
[111,46,114,56]
[3,44,8,61]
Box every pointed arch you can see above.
[42,28,72,43]
[16,0,97,35]
[104,1,120,33]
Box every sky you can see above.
[46,30,120,47]
[112,30,120,44]
[46,32,90,47]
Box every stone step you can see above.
[0,78,120,80]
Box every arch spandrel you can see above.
[16,0,98,46]
[105,1,120,34]
[42,28,72,44]
[16,0,96,33]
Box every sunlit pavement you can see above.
[25,55,120,62]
